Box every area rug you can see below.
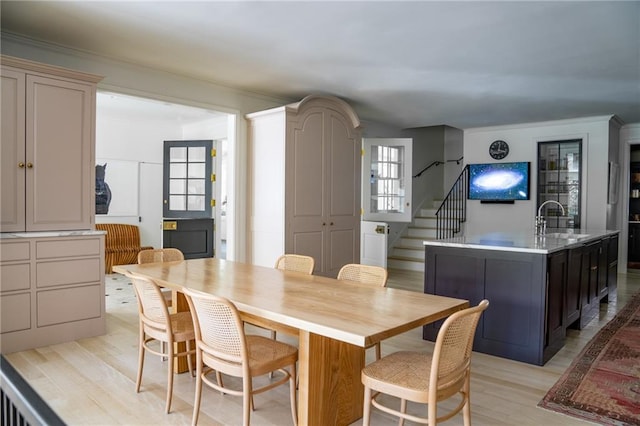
[538,292,640,425]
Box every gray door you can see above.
[163,140,215,258]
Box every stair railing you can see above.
[1,354,65,426]
[435,165,469,239]
[413,160,443,178]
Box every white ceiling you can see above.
[2,1,639,129]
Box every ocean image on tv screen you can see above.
[468,162,529,200]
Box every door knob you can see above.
[26,162,33,168]
[18,162,25,168]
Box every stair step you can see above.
[391,246,424,260]
[407,227,438,238]
[388,256,424,272]
[397,237,427,249]
[413,216,437,227]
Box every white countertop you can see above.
[0,230,106,239]
[423,229,619,254]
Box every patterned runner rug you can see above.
[538,292,640,425]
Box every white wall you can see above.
[444,126,464,191]
[95,107,183,248]
[463,115,618,235]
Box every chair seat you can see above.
[362,351,434,402]
[246,335,298,376]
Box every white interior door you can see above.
[360,221,388,267]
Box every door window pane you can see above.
[170,163,187,179]
[169,195,186,210]
[170,147,187,162]
[169,179,186,194]
[188,179,205,195]
[188,163,205,178]
[188,195,205,211]
[189,146,206,162]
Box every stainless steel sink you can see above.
[545,232,591,239]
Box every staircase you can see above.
[388,165,469,272]
[387,200,443,272]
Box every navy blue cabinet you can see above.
[424,234,617,365]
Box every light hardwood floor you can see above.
[5,269,640,425]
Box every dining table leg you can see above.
[297,330,365,425]
[172,290,193,373]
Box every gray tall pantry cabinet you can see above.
[247,95,362,277]
[0,55,105,353]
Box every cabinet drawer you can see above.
[0,241,30,262]
[36,238,101,259]
[0,292,31,333]
[36,258,100,288]
[0,263,30,292]
[37,284,101,327]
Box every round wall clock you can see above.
[489,140,509,160]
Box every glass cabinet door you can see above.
[537,139,582,229]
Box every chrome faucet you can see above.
[535,200,565,235]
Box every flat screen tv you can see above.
[468,161,530,201]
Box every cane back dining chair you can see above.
[361,299,489,426]
[337,263,388,360]
[138,248,185,308]
[138,248,185,264]
[266,254,315,341]
[183,288,298,426]
[274,254,315,275]
[124,272,195,414]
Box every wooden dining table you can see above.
[114,258,468,425]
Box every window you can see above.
[163,140,213,218]
[362,138,412,222]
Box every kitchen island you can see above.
[423,229,619,365]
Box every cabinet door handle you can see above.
[322,222,326,226]
[330,222,334,226]
[26,162,33,168]
[18,162,25,168]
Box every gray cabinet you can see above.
[579,240,601,329]
[423,247,546,365]
[546,250,567,358]
[0,56,105,354]
[0,234,106,354]
[1,56,102,232]
[565,245,583,327]
[424,233,618,365]
[606,234,618,300]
